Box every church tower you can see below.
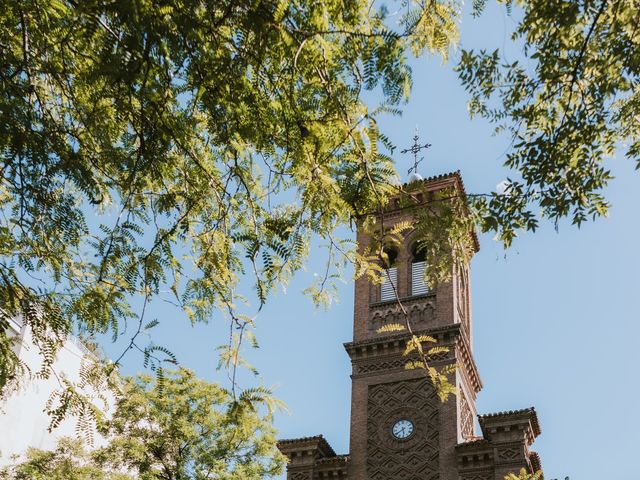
[278,172,543,480]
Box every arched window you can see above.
[411,243,429,296]
[380,247,398,302]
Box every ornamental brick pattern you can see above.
[366,379,439,480]
[278,172,544,480]
[369,295,437,334]
[460,391,474,440]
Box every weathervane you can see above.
[401,127,431,178]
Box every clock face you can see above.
[391,419,414,439]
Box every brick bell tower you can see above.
[278,172,543,480]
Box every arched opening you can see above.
[411,242,429,296]
[380,246,398,302]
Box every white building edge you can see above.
[0,316,114,465]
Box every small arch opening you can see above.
[410,242,429,296]
[380,246,398,301]
[411,242,427,262]
[382,246,398,267]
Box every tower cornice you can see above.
[344,323,482,394]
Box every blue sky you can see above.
[108,3,640,479]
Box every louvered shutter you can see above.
[411,261,429,296]
[380,267,397,301]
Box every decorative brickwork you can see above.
[497,446,521,461]
[460,473,492,480]
[354,357,406,375]
[366,379,439,480]
[457,264,470,333]
[369,296,436,334]
[460,391,474,439]
[290,472,310,480]
[353,342,454,377]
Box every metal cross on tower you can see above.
[401,127,432,176]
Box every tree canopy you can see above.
[97,368,284,480]
[458,0,640,245]
[1,368,284,480]
[0,437,133,480]
[1,0,638,431]
[0,0,460,395]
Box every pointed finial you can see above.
[401,126,431,181]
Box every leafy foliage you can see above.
[95,368,284,480]
[411,187,477,286]
[376,323,407,333]
[400,330,458,402]
[0,0,462,398]
[504,469,543,480]
[1,369,284,480]
[0,315,27,395]
[4,0,629,433]
[0,437,133,480]
[44,353,118,439]
[457,0,640,246]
